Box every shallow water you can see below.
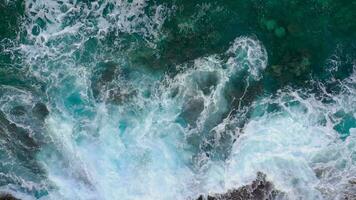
[0,0,355,199]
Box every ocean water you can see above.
[0,0,355,199]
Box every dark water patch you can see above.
[32,103,49,121]
[139,1,244,69]
[0,111,39,152]
[0,0,24,40]
[91,61,138,104]
[194,71,219,95]
[91,61,119,100]
[133,0,356,90]
[0,67,44,91]
[178,97,205,127]
[0,111,47,195]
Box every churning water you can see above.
[0,0,355,199]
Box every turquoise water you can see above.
[0,0,355,199]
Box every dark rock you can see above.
[32,103,49,121]
[341,178,356,200]
[349,179,356,185]
[0,193,20,200]
[197,172,286,200]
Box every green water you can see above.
[2,0,356,85]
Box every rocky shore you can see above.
[196,172,286,200]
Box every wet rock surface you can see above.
[196,172,286,200]
[0,193,20,200]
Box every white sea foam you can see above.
[26,36,270,199]
[227,37,268,80]
[200,70,356,199]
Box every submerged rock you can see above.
[274,27,286,38]
[197,172,286,200]
[264,19,277,31]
